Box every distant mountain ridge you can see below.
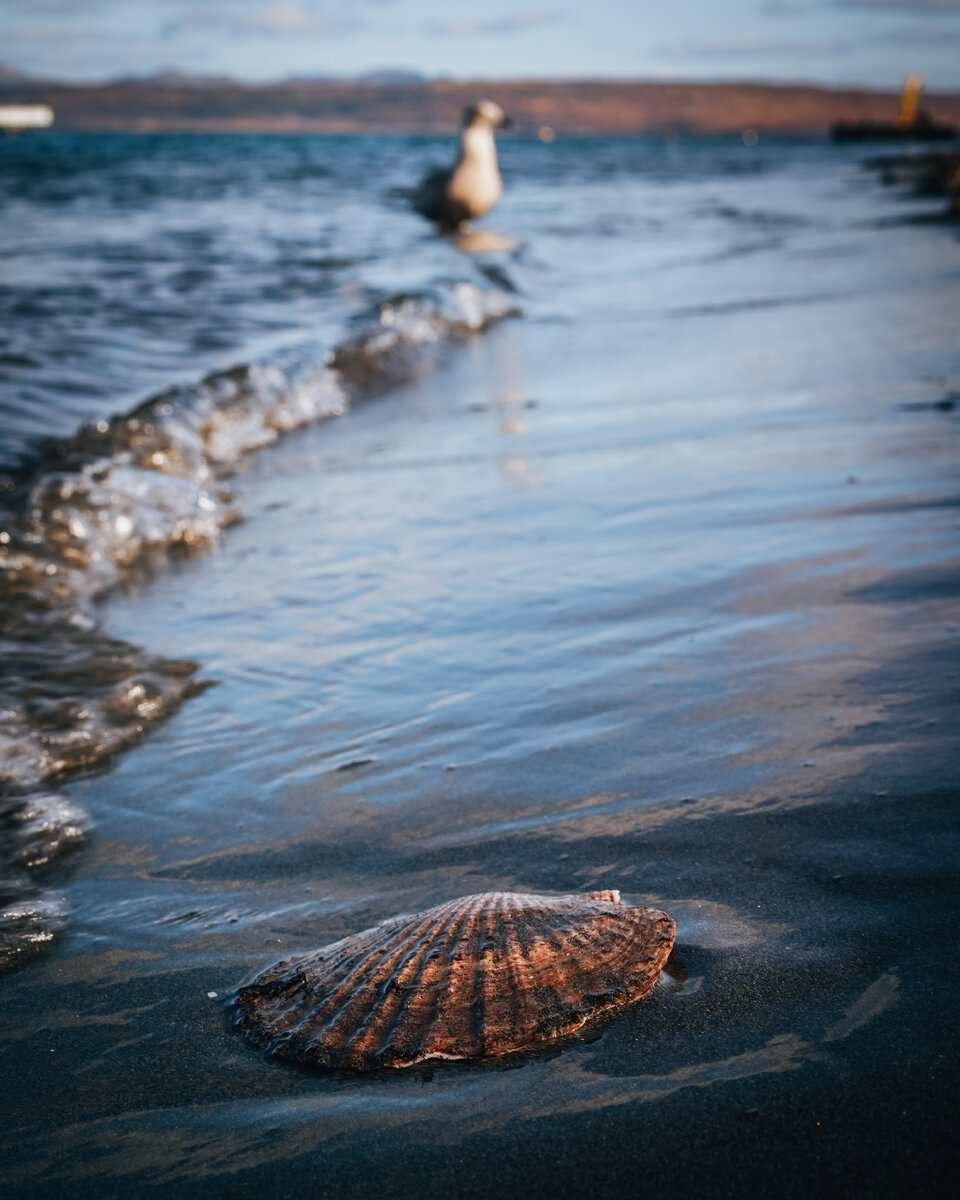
[2,70,959,135]
[106,69,240,89]
[0,60,32,81]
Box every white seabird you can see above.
[413,100,511,233]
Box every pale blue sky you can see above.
[1,0,959,87]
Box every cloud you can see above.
[870,20,960,38]
[760,2,819,13]
[0,0,112,10]
[658,34,851,58]
[0,0,242,13]
[237,3,361,35]
[764,0,960,13]
[164,3,363,39]
[0,24,214,76]
[422,10,563,38]
[837,0,960,11]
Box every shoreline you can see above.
[4,77,960,136]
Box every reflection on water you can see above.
[453,229,519,254]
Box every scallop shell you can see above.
[233,890,675,1070]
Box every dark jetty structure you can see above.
[865,148,960,216]
[832,74,957,142]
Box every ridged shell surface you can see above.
[233,890,676,1070]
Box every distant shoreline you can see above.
[3,77,960,135]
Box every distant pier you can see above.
[832,75,957,142]
[0,104,54,133]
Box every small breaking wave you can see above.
[0,279,518,971]
[0,791,87,974]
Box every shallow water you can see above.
[1,132,958,1197]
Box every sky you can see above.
[1,0,959,88]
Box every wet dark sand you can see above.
[2,154,959,1197]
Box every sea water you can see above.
[1,131,958,1197]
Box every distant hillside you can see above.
[2,74,959,135]
[0,60,30,82]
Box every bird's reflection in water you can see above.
[452,229,518,254]
[481,324,546,486]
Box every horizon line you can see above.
[3,66,959,95]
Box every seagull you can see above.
[412,100,511,233]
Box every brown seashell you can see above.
[233,890,675,1071]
